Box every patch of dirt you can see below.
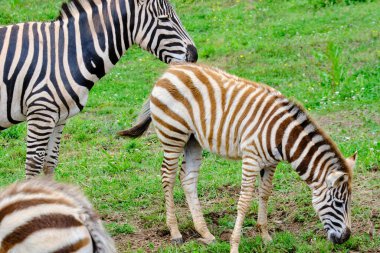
[114,228,169,252]
[313,109,380,132]
[220,230,232,241]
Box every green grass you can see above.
[1,0,379,252]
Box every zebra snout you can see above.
[186,44,198,63]
[329,228,351,244]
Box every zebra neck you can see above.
[57,0,135,88]
[279,108,346,190]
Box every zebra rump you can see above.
[0,178,116,253]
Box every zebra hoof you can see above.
[261,233,272,243]
[197,237,216,245]
[171,237,184,245]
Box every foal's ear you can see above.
[346,151,357,170]
[326,171,347,188]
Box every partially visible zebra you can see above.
[0,178,116,253]
[0,0,197,178]
[119,64,357,252]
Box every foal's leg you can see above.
[230,154,260,253]
[257,166,275,242]
[161,142,186,244]
[25,113,57,178]
[43,122,66,176]
[180,135,215,245]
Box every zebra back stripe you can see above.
[0,178,116,253]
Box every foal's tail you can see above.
[117,100,152,138]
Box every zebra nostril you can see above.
[329,228,351,244]
[186,44,198,63]
[341,228,351,242]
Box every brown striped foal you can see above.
[120,63,356,252]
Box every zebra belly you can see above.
[0,83,25,129]
[193,130,242,160]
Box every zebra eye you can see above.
[335,201,343,208]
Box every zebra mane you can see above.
[57,0,106,20]
[287,98,352,178]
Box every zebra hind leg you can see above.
[257,166,276,242]
[25,115,57,179]
[161,145,185,244]
[230,154,260,253]
[180,135,215,245]
[43,122,66,176]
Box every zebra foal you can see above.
[0,178,115,253]
[119,64,357,252]
[0,0,197,178]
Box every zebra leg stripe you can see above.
[230,154,260,253]
[180,136,215,244]
[161,148,183,244]
[43,123,66,176]
[257,166,276,242]
[25,117,57,178]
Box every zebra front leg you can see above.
[25,116,57,179]
[161,148,183,244]
[43,122,66,176]
[180,136,215,245]
[257,166,275,242]
[230,155,260,253]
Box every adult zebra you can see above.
[120,64,356,252]
[0,0,197,178]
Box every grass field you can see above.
[0,0,379,252]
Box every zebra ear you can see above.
[346,151,357,170]
[326,171,347,188]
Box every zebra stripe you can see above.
[120,63,356,250]
[0,178,115,253]
[0,0,197,178]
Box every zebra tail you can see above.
[118,99,152,138]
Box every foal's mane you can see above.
[286,99,352,179]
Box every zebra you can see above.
[0,178,116,253]
[0,0,197,178]
[119,63,357,252]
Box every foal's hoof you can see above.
[262,233,272,243]
[171,237,184,245]
[197,237,216,245]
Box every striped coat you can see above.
[0,0,197,178]
[0,178,115,253]
[119,64,357,252]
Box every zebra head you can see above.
[134,0,198,63]
[312,153,356,244]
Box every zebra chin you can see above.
[327,227,351,244]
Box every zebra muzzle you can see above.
[186,44,198,63]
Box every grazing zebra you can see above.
[119,64,357,252]
[0,0,197,178]
[0,178,116,253]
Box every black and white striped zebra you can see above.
[0,0,197,178]
[0,178,116,253]
[120,64,357,252]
